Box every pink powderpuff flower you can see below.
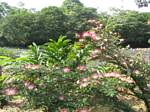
[24,64,40,70]
[76,33,82,38]
[89,31,100,41]
[91,73,102,79]
[77,65,86,72]
[82,31,91,37]
[80,77,90,82]
[3,87,18,96]
[134,70,140,74]
[104,72,121,78]
[59,108,68,112]
[27,83,35,90]
[59,95,65,101]
[87,19,96,23]
[91,36,98,41]
[90,54,98,59]
[119,77,135,84]
[104,72,135,84]
[91,48,101,55]
[80,82,89,88]
[63,67,71,73]
[24,81,35,90]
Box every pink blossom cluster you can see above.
[63,67,71,73]
[77,77,90,88]
[59,108,68,112]
[90,48,102,59]
[77,72,134,88]
[23,80,36,90]
[76,31,100,41]
[87,19,103,30]
[59,108,90,112]
[59,94,65,101]
[76,108,91,112]
[3,87,18,96]
[104,72,134,84]
[24,64,40,70]
[77,65,86,72]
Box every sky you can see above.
[1,0,150,12]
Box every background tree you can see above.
[0,6,67,46]
[0,8,33,47]
[61,0,98,38]
[135,0,150,8]
[29,6,67,44]
[106,10,150,47]
[0,2,11,19]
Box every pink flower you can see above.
[82,31,91,37]
[59,95,65,101]
[63,67,71,73]
[27,84,35,90]
[91,48,101,55]
[80,82,89,88]
[3,87,18,96]
[119,77,134,84]
[24,64,40,70]
[76,32,84,40]
[104,72,121,78]
[59,108,68,112]
[103,72,135,84]
[80,77,90,82]
[77,31,100,41]
[77,65,86,72]
[134,70,140,74]
[90,54,98,59]
[24,81,35,90]
[91,35,99,41]
[91,73,101,79]
[87,19,96,23]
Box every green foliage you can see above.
[106,10,150,47]
[0,56,13,66]
[62,0,98,38]
[0,8,34,46]
[42,36,71,65]
[0,1,98,47]
[3,26,142,111]
[0,2,11,18]
[0,47,16,58]
[0,75,8,108]
[0,6,67,46]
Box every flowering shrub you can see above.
[1,20,150,111]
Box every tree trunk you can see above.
[0,66,2,76]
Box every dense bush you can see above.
[2,24,148,111]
